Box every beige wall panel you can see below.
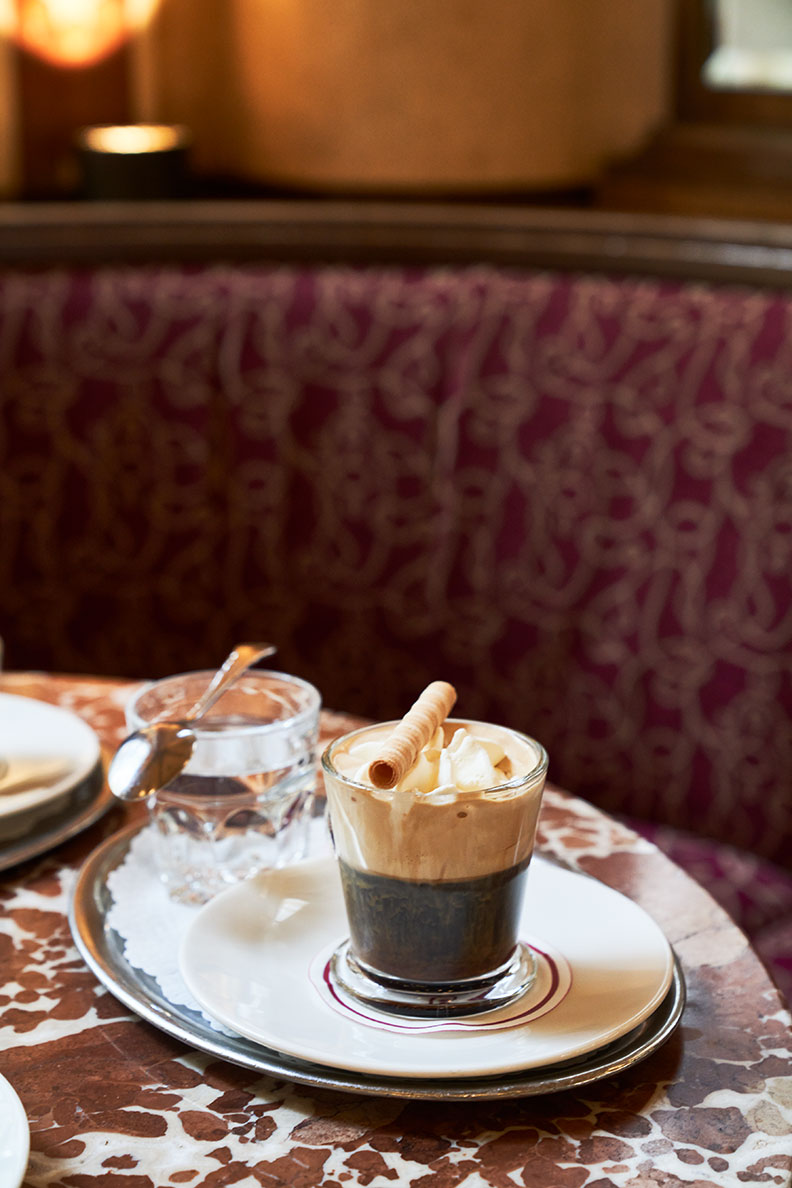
[133,0,672,192]
[131,0,240,177]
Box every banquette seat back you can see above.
[0,206,790,902]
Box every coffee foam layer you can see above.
[324,720,546,882]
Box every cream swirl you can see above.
[323,720,547,881]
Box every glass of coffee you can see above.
[321,683,548,1018]
[127,669,321,904]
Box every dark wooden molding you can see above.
[597,1,792,223]
[0,199,792,289]
[596,122,792,224]
[15,44,133,199]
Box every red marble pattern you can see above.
[0,673,790,1187]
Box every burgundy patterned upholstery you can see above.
[625,817,792,1005]
[1,262,790,996]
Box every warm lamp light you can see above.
[79,123,187,154]
[4,0,161,68]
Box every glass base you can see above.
[330,940,537,1019]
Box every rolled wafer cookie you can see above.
[367,681,457,789]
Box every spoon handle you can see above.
[187,642,277,721]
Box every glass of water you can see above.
[126,669,321,904]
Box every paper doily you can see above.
[106,818,332,1035]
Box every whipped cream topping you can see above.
[341,725,512,797]
[324,720,547,882]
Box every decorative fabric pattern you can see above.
[1,263,790,869]
[628,817,792,1005]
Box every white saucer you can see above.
[180,855,675,1080]
[0,694,101,841]
[0,1072,29,1188]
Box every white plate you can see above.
[0,1072,29,1188]
[0,780,113,873]
[70,824,685,1100]
[0,694,101,840]
[180,855,675,1079]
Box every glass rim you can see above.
[321,717,549,793]
[127,668,321,738]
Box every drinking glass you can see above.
[127,669,321,904]
[322,718,548,1017]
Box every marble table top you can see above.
[0,672,790,1188]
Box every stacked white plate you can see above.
[179,854,677,1081]
[0,692,103,851]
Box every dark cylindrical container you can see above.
[75,123,192,200]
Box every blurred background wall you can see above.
[0,0,673,200]
[130,0,672,194]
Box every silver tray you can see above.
[69,822,686,1101]
[0,764,113,873]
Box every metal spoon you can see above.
[107,642,276,803]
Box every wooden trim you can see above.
[15,44,133,199]
[595,2,792,222]
[595,120,792,224]
[674,0,716,120]
[1,199,792,289]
